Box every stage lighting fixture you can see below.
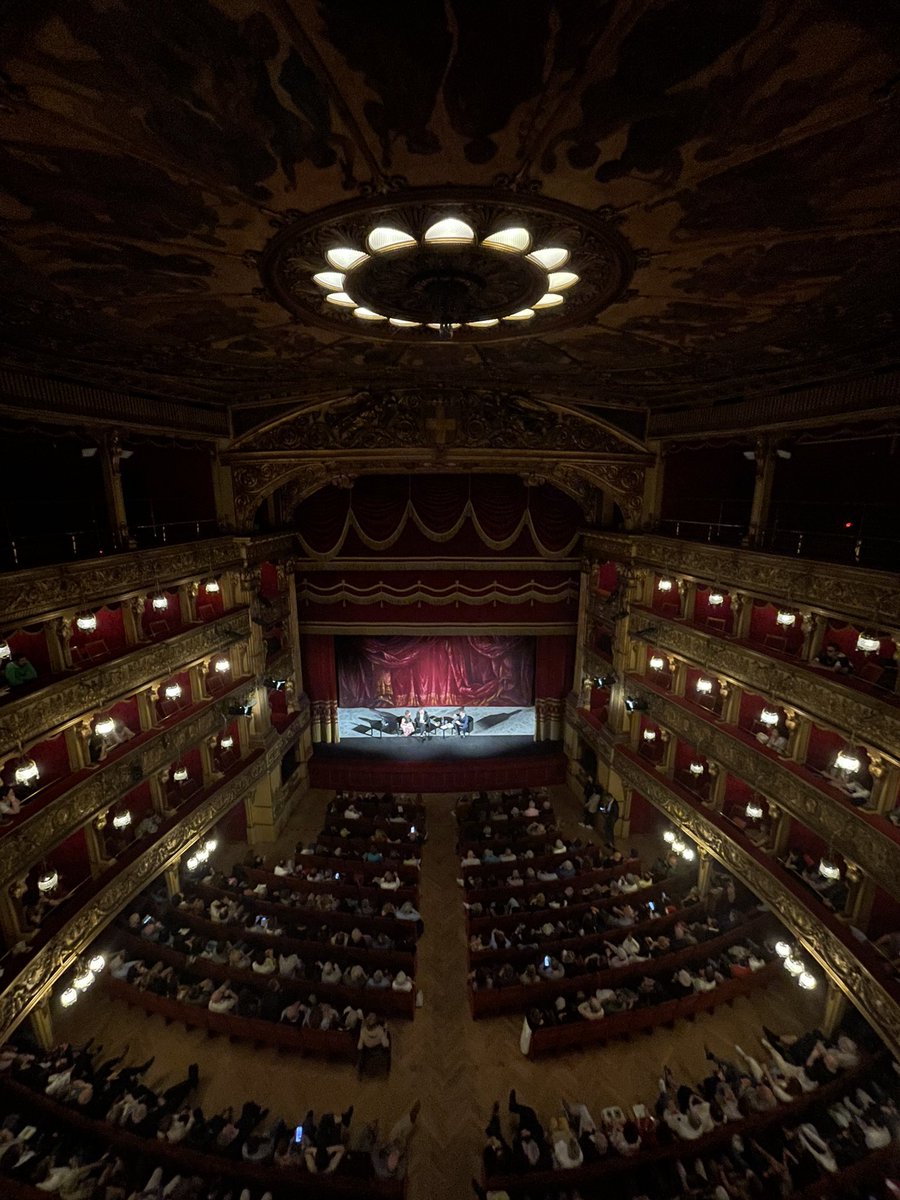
[228,701,256,717]
[264,677,287,691]
[624,696,648,713]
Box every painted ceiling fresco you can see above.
[0,0,899,418]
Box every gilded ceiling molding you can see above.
[626,680,900,902]
[0,679,255,889]
[613,752,900,1061]
[629,611,900,765]
[583,532,900,629]
[0,753,269,1042]
[0,610,251,762]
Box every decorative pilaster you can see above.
[99,429,134,551]
[746,436,777,549]
[46,618,73,672]
[84,814,114,879]
[821,979,849,1038]
[28,995,54,1050]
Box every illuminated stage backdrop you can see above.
[336,635,534,708]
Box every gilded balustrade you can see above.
[583,532,900,629]
[625,678,900,902]
[0,677,256,889]
[613,751,900,1061]
[0,752,269,1041]
[0,609,252,761]
[0,533,297,629]
[614,610,900,764]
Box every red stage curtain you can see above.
[336,635,534,707]
[301,634,337,701]
[534,635,575,699]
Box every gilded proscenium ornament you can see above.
[583,532,900,630]
[626,679,900,902]
[628,610,900,765]
[613,751,900,1062]
[0,677,255,890]
[0,610,251,762]
[0,753,269,1043]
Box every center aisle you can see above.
[405,792,484,1200]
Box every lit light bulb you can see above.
[835,750,860,774]
[151,593,169,611]
[774,940,791,958]
[798,972,817,989]
[205,838,218,853]
[784,954,805,976]
[708,591,724,606]
[75,611,97,632]
[663,831,676,844]
[164,683,182,701]
[112,810,132,830]
[672,838,686,854]
[759,708,779,726]
[89,954,105,973]
[95,717,116,737]
[681,847,695,862]
[649,655,665,671]
[856,633,880,653]
[657,579,673,592]
[689,761,704,776]
[203,578,220,593]
[213,657,230,673]
[776,610,796,627]
[186,855,199,871]
[642,729,657,742]
[73,966,95,991]
[60,988,78,1008]
[745,801,764,820]
[220,735,234,750]
[15,758,39,786]
[695,678,713,695]
[173,766,188,782]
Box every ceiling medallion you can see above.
[259,188,635,342]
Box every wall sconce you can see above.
[14,757,40,786]
[75,611,98,633]
[776,610,796,627]
[835,748,860,774]
[708,591,725,607]
[759,707,779,726]
[856,632,880,654]
[112,810,132,830]
[649,655,666,671]
[695,677,713,695]
[94,716,116,737]
[657,578,673,592]
[164,683,183,701]
[213,657,231,673]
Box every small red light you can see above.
[843,522,853,529]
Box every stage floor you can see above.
[338,705,536,740]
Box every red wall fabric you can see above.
[6,628,51,676]
[748,601,803,654]
[694,586,733,633]
[806,725,846,774]
[142,591,182,638]
[196,582,225,621]
[69,605,128,658]
[595,561,618,594]
[336,635,534,707]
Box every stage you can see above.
[309,726,566,793]
[337,705,536,740]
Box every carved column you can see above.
[868,759,900,815]
[64,722,91,771]
[821,979,849,1038]
[149,770,172,816]
[679,580,696,623]
[671,660,688,698]
[46,618,74,672]
[765,806,793,857]
[286,572,304,694]
[188,665,208,705]
[28,995,55,1051]
[572,560,594,698]
[179,583,197,625]
[640,445,666,530]
[784,710,812,764]
[124,596,147,645]
[84,813,114,879]
[696,851,713,899]
[162,863,182,899]
[800,613,827,663]
[657,729,676,776]
[99,429,134,551]
[746,436,777,549]
[0,877,29,948]
[211,445,237,532]
[841,862,876,931]
[705,762,727,811]
[199,737,220,785]
[718,680,741,726]
[135,690,157,732]
[730,593,753,641]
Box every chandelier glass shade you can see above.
[60,987,78,1008]
[151,593,169,611]
[164,683,182,701]
[94,717,116,737]
[776,610,796,627]
[856,632,880,653]
[220,735,234,750]
[818,857,840,881]
[657,578,673,592]
[759,707,779,726]
[663,831,676,844]
[695,677,714,694]
[745,800,764,820]
[784,954,805,976]
[688,761,704,776]
[203,578,220,594]
[15,757,39,786]
[642,728,657,742]
[649,655,666,671]
[173,766,188,782]
[37,868,58,893]
[798,971,817,989]
[310,218,580,335]
[75,610,97,633]
[213,657,231,674]
[0,642,9,661]
[708,591,725,606]
[112,810,131,830]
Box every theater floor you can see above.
[57,783,820,1200]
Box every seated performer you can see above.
[399,710,415,737]
[414,707,430,739]
[453,707,473,736]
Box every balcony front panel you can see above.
[632,610,900,763]
[584,532,900,629]
[626,678,900,902]
[0,609,251,760]
[0,676,255,888]
[614,749,900,1060]
[0,751,269,1041]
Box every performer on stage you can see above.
[399,710,415,736]
[452,707,473,736]
[414,707,430,739]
